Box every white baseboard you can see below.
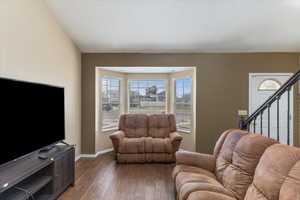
[75,155,82,161]
[75,148,113,161]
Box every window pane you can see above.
[156,81,166,88]
[102,77,120,131]
[139,88,146,96]
[157,88,166,102]
[139,81,148,87]
[147,80,156,88]
[176,87,184,101]
[175,78,192,132]
[258,79,281,91]
[130,81,139,88]
[129,80,166,114]
[110,79,119,87]
[176,79,184,88]
[184,80,192,95]
[183,78,191,85]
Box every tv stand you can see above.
[59,141,71,146]
[39,145,56,153]
[0,145,75,200]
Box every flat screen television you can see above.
[0,78,65,167]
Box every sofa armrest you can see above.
[109,130,125,153]
[170,132,183,152]
[170,132,183,142]
[175,151,216,172]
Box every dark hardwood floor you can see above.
[58,152,175,200]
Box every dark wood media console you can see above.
[0,145,75,200]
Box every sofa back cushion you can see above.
[148,114,176,138]
[244,144,300,200]
[168,114,177,132]
[213,129,277,200]
[119,114,148,138]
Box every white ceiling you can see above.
[98,67,194,73]
[46,0,300,53]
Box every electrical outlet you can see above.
[238,110,248,116]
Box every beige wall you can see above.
[1,0,82,156]
[82,53,300,155]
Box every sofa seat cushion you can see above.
[145,137,172,153]
[148,114,171,138]
[175,172,219,193]
[172,164,216,181]
[176,172,235,200]
[119,137,145,153]
[187,191,237,200]
[180,182,236,200]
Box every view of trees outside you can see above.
[129,80,166,114]
[175,78,192,132]
[101,77,120,130]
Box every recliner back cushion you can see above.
[214,129,277,200]
[148,114,175,138]
[244,144,300,200]
[168,114,177,132]
[119,114,148,138]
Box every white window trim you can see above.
[127,79,169,114]
[99,76,124,132]
[174,76,193,134]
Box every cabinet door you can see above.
[63,149,75,187]
[53,149,75,195]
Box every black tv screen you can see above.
[0,78,65,166]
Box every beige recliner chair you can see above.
[110,114,183,163]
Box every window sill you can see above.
[101,128,118,133]
[178,129,191,134]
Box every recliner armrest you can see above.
[169,132,183,152]
[175,151,216,172]
[170,132,183,143]
[109,130,125,152]
[110,130,125,140]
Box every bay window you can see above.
[101,77,120,131]
[175,78,192,133]
[128,80,166,114]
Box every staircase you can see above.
[239,70,300,145]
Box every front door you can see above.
[249,73,293,145]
